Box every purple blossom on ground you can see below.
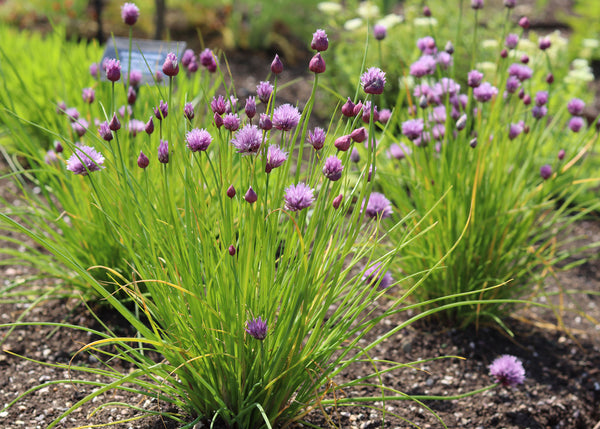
[402,118,424,141]
[245,186,258,203]
[245,317,268,340]
[489,355,525,387]
[256,81,274,105]
[363,192,392,219]
[273,104,301,131]
[373,24,387,40]
[271,54,283,74]
[569,116,585,132]
[362,262,394,289]
[82,87,95,104]
[258,113,272,131]
[473,82,498,102]
[311,29,329,51]
[184,102,195,121]
[245,96,257,119]
[322,156,343,181]
[508,63,533,81]
[284,182,314,211]
[265,145,288,173]
[121,2,140,25]
[162,52,179,77]
[410,55,437,77]
[308,127,326,150]
[231,124,262,155]
[223,113,241,132]
[361,67,386,94]
[105,58,121,82]
[389,143,412,160]
[66,144,105,175]
[98,121,113,141]
[158,140,169,164]
[154,100,168,120]
[137,151,149,169]
[417,36,437,55]
[567,98,585,116]
[186,128,212,152]
[309,53,326,73]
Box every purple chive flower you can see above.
[89,63,99,78]
[311,29,329,52]
[273,104,301,131]
[535,91,548,106]
[56,101,67,115]
[500,48,508,58]
[108,113,120,131]
[162,52,179,77]
[199,48,217,72]
[225,95,238,114]
[505,33,519,49]
[186,128,212,152]
[181,49,195,67]
[519,16,530,29]
[129,69,142,86]
[389,142,412,160]
[154,100,168,120]
[184,102,195,121]
[265,145,288,173]
[410,55,437,77]
[558,149,565,160]
[378,108,391,124]
[540,164,552,180]
[351,127,367,143]
[436,51,453,69]
[271,54,284,74]
[504,0,516,7]
[45,150,58,164]
[309,53,326,74]
[521,54,529,64]
[256,81,274,105]
[98,121,113,141]
[531,105,548,120]
[227,185,236,198]
[373,24,387,40]
[546,73,554,84]
[353,101,364,116]
[231,124,262,155]
[489,355,525,387]
[145,116,154,134]
[508,63,533,81]
[473,82,498,102]
[308,127,326,150]
[284,182,315,211]
[350,147,360,163]
[332,194,343,209]
[187,59,199,73]
[539,37,551,50]
[363,192,392,219]
[505,75,520,94]
[223,113,241,132]
[82,87,95,104]
[523,94,532,106]
[334,134,352,151]
[54,140,63,153]
[137,151,149,169]
[362,101,379,123]
[258,113,272,131]
[66,144,105,175]
[508,123,523,140]
[567,98,585,116]
[158,140,169,164]
[105,58,121,82]
[342,98,356,117]
[361,67,386,95]
[363,262,394,289]
[423,5,432,16]
[229,245,236,256]
[155,70,164,83]
[417,36,437,55]
[128,119,145,137]
[72,119,88,137]
[245,96,257,119]
[569,116,585,132]
[121,2,140,25]
[127,86,137,105]
[456,114,467,131]
[471,0,484,9]
[322,156,344,181]
[211,95,227,115]
[467,69,484,88]
[401,118,424,141]
[245,317,268,340]
[245,187,258,204]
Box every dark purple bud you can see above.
[145,117,154,134]
[184,102,195,121]
[445,41,454,54]
[129,69,142,86]
[137,151,149,169]
[540,164,552,180]
[539,37,551,50]
[471,0,483,9]
[309,53,326,74]
[500,48,508,58]
[520,54,529,64]
[423,5,432,16]
[98,121,113,141]
[121,2,140,25]
[523,94,531,106]
[162,52,179,77]
[518,88,525,99]
[214,112,224,128]
[334,134,352,151]
[271,54,283,74]
[158,140,169,164]
[519,16,530,29]
[154,100,168,120]
[353,101,364,116]
[470,137,478,148]
[54,140,63,153]
[127,86,137,105]
[342,98,356,117]
[558,149,565,160]
[311,29,329,52]
[504,0,516,8]
[228,245,236,256]
[227,185,236,198]
[258,113,272,131]
[373,24,387,41]
[546,73,554,84]
[332,194,343,209]
[419,95,428,109]
[109,113,121,131]
[244,187,258,204]
[105,59,121,82]
[351,127,367,143]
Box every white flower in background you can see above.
[572,58,591,70]
[583,38,600,49]
[377,13,404,28]
[413,17,438,27]
[547,30,568,49]
[481,39,499,50]
[357,1,380,19]
[516,38,537,54]
[317,1,343,14]
[565,58,594,84]
[344,18,364,31]
[398,75,415,90]
[475,61,497,75]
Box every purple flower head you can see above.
[108,113,120,131]
[89,63,99,78]
[265,145,288,173]
[350,147,360,163]
[154,100,168,121]
[162,52,179,77]
[456,114,467,131]
[137,151,149,169]
[227,185,236,198]
[473,82,498,102]
[504,0,516,7]
[245,317,268,340]
[158,140,169,164]
[45,150,58,165]
[186,128,212,152]
[311,29,329,52]
[98,121,113,141]
[363,262,394,289]
[361,67,386,95]
[342,98,356,117]
[231,124,262,155]
[505,33,519,49]
[362,101,379,123]
[213,113,223,129]
[540,164,552,180]
[373,24,387,40]
[558,149,565,160]
[245,187,258,204]
[65,107,79,121]
[308,127,326,150]
[334,134,352,151]
[145,116,154,134]
[402,118,424,141]
[271,54,284,74]
[284,182,315,211]
[521,54,529,64]
[467,69,483,88]
[423,5,432,16]
[82,87,95,104]
[187,59,198,73]
[128,119,144,136]
[322,155,344,181]
[500,48,508,58]
[351,127,367,143]
[127,86,137,105]
[256,81,274,105]
[378,108,392,124]
[567,98,585,116]
[227,244,234,255]
[199,48,217,72]
[522,94,531,106]
[508,63,533,82]
[72,119,88,137]
[54,140,63,153]
[489,355,525,387]
[211,95,227,115]
[363,192,392,219]
[410,55,437,77]
[105,58,121,82]
[66,144,105,175]
[245,96,257,119]
[184,102,195,121]
[417,36,437,55]
[519,16,530,29]
[309,53,326,74]
[430,105,447,124]
[505,75,520,94]
[332,194,343,209]
[436,52,453,69]
[539,37,551,50]
[223,113,241,132]
[432,123,446,141]
[471,0,484,9]
[225,95,238,114]
[389,142,412,160]
[121,2,140,25]
[259,113,272,131]
[273,104,301,131]
[508,122,523,140]
[569,116,585,132]
[535,91,548,106]
[181,49,195,67]
[531,105,548,120]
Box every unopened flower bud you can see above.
[456,114,467,131]
[145,117,154,134]
[334,134,352,151]
[351,127,367,143]
[109,113,121,131]
[470,137,478,148]
[271,54,283,74]
[342,98,356,117]
[137,151,149,169]
[332,194,343,209]
[227,185,236,198]
[309,53,326,74]
[244,186,258,204]
[228,245,236,256]
[519,16,530,29]
[558,149,565,160]
[423,5,432,16]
